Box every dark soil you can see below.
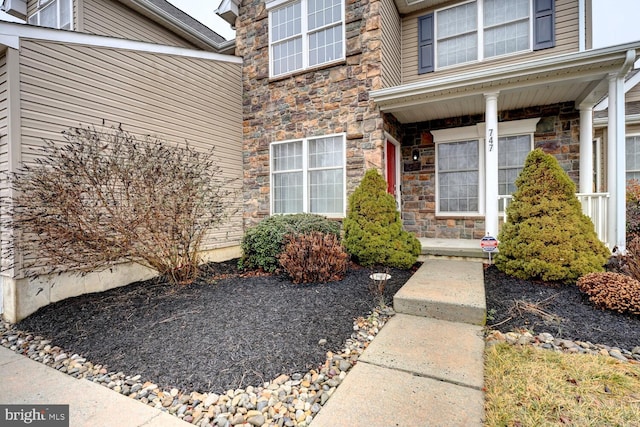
[16,260,416,394]
[485,265,640,350]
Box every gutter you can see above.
[371,42,640,106]
[594,114,640,128]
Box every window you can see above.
[269,0,345,77]
[418,0,554,73]
[626,135,640,183]
[271,134,345,216]
[28,0,72,30]
[438,140,480,213]
[498,134,532,209]
[433,119,538,215]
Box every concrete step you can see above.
[310,314,485,427]
[394,259,486,325]
[419,237,487,260]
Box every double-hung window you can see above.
[498,134,532,210]
[269,0,345,77]
[626,135,640,183]
[434,120,537,215]
[28,0,72,30]
[419,0,554,73]
[271,134,345,216]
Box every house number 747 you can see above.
[488,128,494,152]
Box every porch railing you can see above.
[498,193,609,244]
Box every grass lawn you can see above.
[484,343,640,426]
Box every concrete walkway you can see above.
[311,259,486,427]
[0,346,188,427]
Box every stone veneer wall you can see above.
[236,0,390,227]
[400,102,581,239]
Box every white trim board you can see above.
[0,21,242,63]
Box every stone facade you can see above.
[400,102,582,239]
[236,0,389,227]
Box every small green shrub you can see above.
[577,272,640,315]
[279,232,349,284]
[627,180,640,240]
[496,149,609,283]
[343,169,420,269]
[240,213,340,272]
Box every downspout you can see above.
[611,49,636,254]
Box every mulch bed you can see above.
[484,265,640,350]
[16,260,417,394]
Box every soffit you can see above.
[373,44,640,124]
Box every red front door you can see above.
[386,140,396,197]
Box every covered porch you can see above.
[373,42,640,253]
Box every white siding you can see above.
[380,0,402,88]
[82,0,196,48]
[18,39,243,258]
[401,0,580,85]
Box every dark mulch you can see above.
[16,260,416,394]
[485,265,640,350]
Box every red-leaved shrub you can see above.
[577,272,640,315]
[279,232,349,284]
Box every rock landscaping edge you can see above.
[1,306,394,427]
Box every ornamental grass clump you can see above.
[496,149,609,283]
[279,232,349,284]
[5,123,238,285]
[343,169,420,269]
[240,213,341,272]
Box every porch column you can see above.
[607,72,627,253]
[485,92,499,237]
[579,105,593,193]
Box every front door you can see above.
[385,138,401,210]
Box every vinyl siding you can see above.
[0,53,9,271]
[82,0,196,48]
[627,83,640,103]
[17,39,243,259]
[401,0,579,85]
[380,0,402,88]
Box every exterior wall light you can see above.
[412,149,420,161]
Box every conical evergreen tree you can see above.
[496,149,609,283]
[343,169,420,268]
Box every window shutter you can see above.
[533,0,555,50]
[418,13,434,74]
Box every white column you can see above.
[607,74,617,251]
[485,92,499,237]
[579,106,593,193]
[614,74,627,254]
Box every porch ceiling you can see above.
[372,43,640,124]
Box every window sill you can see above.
[435,213,484,219]
[268,59,347,83]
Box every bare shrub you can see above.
[278,232,349,284]
[576,272,640,315]
[5,124,238,284]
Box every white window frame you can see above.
[432,118,539,216]
[28,0,73,30]
[270,133,347,217]
[497,133,534,211]
[626,133,640,183]
[266,0,346,78]
[434,0,533,70]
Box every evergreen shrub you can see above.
[279,232,349,284]
[239,213,340,272]
[495,149,609,283]
[343,169,420,269]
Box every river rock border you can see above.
[486,330,640,363]
[0,306,394,427]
